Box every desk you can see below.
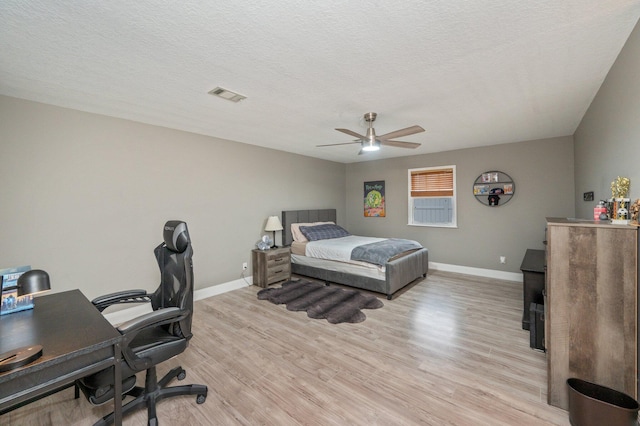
[0,289,123,424]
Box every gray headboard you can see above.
[281,209,337,246]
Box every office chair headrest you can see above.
[163,221,190,253]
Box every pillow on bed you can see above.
[291,221,334,242]
[299,224,350,241]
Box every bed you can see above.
[282,209,428,299]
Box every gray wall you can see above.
[0,95,345,300]
[574,19,640,217]
[345,137,575,273]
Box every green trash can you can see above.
[567,378,639,426]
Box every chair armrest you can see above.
[91,289,151,312]
[116,307,187,335]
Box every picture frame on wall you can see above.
[474,185,490,195]
[482,172,499,183]
[364,180,385,217]
[503,183,513,194]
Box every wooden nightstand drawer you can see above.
[264,251,290,267]
[267,265,290,283]
[252,247,291,288]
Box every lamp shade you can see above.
[17,269,51,296]
[264,216,283,232]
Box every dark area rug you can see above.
[257,279,383,324]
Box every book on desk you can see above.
[0,265,33,315]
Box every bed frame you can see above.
[282,209,428,299]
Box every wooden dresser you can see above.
[251,247,291,288]
[545,218,638,410]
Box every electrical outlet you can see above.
[242,262,248,271]
[500,256,506,264]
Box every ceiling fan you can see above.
[318,112,424,155]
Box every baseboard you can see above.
[193,277,251,301]
[429,262,522,282]
[103,276,252,325]
[103,265,520,325]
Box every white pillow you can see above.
[291,221,335,243]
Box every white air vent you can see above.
[208,87,246,103]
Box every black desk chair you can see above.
[76,220,208,426]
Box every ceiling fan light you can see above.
[323,112,422,154]
[362,139,380,151]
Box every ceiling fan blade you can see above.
[378,125,425,141]
[317,141,361,147]
[380,140,421,149]
[335,128,367,139]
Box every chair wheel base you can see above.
[90,366,207,426]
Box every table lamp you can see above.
[0,269,51,372]
[264,216,283,249]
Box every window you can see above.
[408,165,457,227]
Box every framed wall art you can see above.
[364,181,385,217]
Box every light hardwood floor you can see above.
[4,271,570,425]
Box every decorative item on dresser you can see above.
[609,176,631,224]
[252,246,291,288]
[545,217,638,410]
[631,199,640,225]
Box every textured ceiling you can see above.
[1,1,639,163]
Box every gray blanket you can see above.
[351,238,423,266]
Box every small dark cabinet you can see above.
[529,303,545,351]
[520,249,545,330]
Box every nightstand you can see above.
[251,247,291,288]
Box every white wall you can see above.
[0,96,345,300]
